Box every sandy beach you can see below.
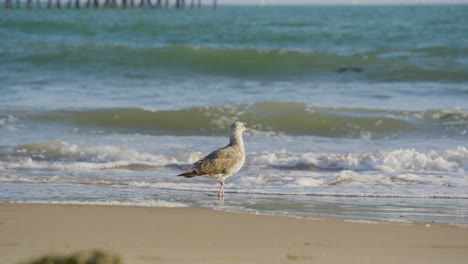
[1,203,467,264]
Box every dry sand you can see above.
[1,202,467,264]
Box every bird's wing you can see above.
[193,146,241,175]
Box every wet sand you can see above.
[1,203,467,264]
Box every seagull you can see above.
[178,121,247,199]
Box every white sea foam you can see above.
[248,147,468,172]
[0,158,141,171]
[430,107,468,120]
[1,140,468,200]
[3,140,468,173]
[0,115,21,131]
[344,219,387,224]
[0,140,184,170]
[10,200,187,208]
[0,115,17,125]
[294,177,323,187]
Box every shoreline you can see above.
[1,202,467,264]
[5,199,468,225]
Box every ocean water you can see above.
[1,5,468,223]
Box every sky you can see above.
[219,0,468,5]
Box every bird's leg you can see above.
[222,179,225,197]
[218,179,225,200]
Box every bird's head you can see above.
[230,121,248,135]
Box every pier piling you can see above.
[175,0,186,9]
[140,0,152,8]
[104,0,117,8]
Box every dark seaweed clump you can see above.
[24,250,122,264]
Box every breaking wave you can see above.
[1,140,467,200]
[1,140,467,173]
[0,140,199,170]
[250,146,468,172]
[21,102,468,138]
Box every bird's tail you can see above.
[178,171,199,178]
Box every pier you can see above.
[2,0,214,9]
